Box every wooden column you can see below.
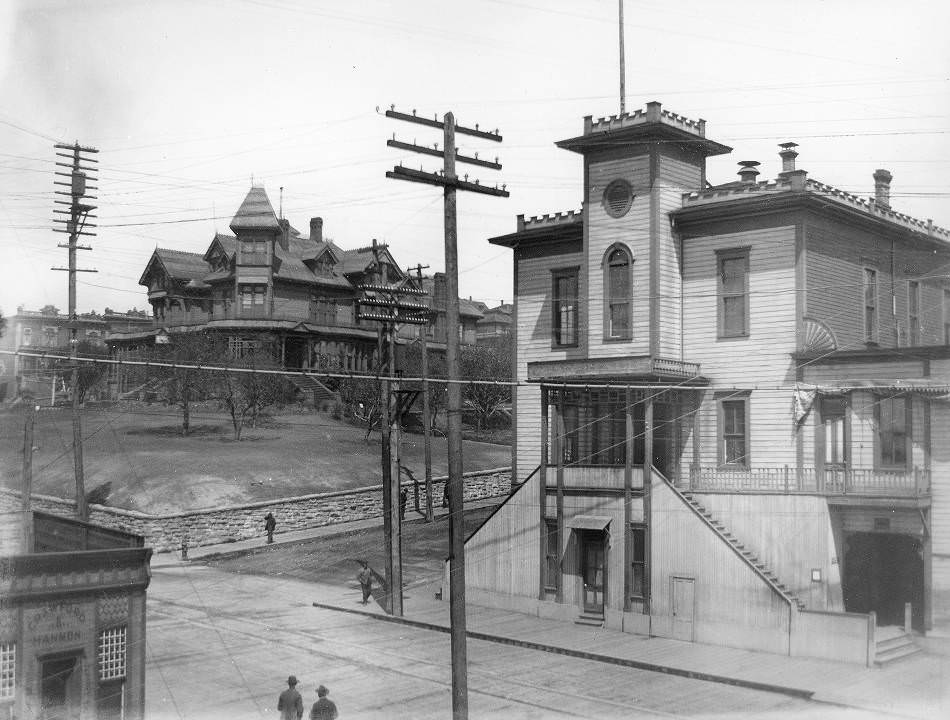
[553,395,564,604]
[624,386,633,612]
[643,395,654,615]
[539,386,549,600]
[691,392,702,490]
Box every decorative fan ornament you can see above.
[801,317,837,353]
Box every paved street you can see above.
[146,562,912,719]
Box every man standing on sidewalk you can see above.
[278,675,303,720]
[265,512,277,544]
[357,560,373,605]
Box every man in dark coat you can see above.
[309,685,338,720]
[278,675,303,720]
[265,512,277,544]
[357,560,373,605]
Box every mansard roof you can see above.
[229,186,281,232]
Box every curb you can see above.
[311,601,815,700]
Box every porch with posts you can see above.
[538,384,702,620]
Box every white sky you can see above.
[0,0,948,316]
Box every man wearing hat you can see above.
[277,675,303,720]
[309,685,338,720]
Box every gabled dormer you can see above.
[203,233,236,273]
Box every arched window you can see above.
[604,246,632,339]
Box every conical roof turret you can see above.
[230,186,281,232]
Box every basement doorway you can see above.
[842,531,924,631]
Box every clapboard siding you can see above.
[683,226,797,468]
[514,250,584,482]
[651,477,792,653]
[656,153,702,358]
[805,218,950,350]
[464,469,540,597]
[587,154,651,357]
[273,282,310,317]
[682,225,797,380]
[694,493,841,609]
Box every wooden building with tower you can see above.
[462,101,950,664]
[109,186,482,397]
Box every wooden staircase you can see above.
[288,374,338,404]
[874,626,921,666]
[676,487,806,611]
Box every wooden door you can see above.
[671,576,695,641]
[581,533,606,613]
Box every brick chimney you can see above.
[873,169,892,209]
[737,160,761,184]
[310,217,323,243]
[779,142,799,173]
[277,218,290,251]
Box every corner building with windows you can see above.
[463,101,950,663]
[0,510,151,718]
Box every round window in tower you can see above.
[602,179,635,218]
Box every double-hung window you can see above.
[717,249,749,338]
[719,394,750,467]
[544,519,559,595]
[552,268,579,347]
[605,247,632,340]
[908,281,920,346]
[877,395,909,469]
[864,268,878,343]
[0,642,14,700]
[629,525,646,602]
[97,626,127,719]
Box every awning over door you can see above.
[566,515,611,531]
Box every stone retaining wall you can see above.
[0,468,511,553]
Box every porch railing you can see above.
[688,465,930,497]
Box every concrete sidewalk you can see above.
[152,501,948,719]
[314,586,948,719]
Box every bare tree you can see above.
[215,342,293,441]
[458,341,511,433]
[155,332,216,436]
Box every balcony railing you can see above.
[687,465,930,497]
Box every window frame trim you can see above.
[715,247,751,340]
[601,243,634,342]
[874,393,913,471]
[863,266,879,344]
[907,280,920,346]
[550,266,580,349]
[716,391,751,468]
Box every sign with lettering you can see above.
[24,602,90,650]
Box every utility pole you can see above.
[357,240,430,616]
[22,406,35,547]
[385,106,507,720]
[408,263,434,523]
[619,0,626,115]
[51,142,98,520]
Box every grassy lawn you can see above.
[203,504,497,594]
[0,404,510,513]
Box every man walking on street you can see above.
[357,560,373,605]
[265,512,277,544]
[278,675,303,720]
[310,685,338,720]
